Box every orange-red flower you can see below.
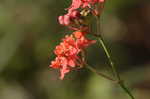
[50,0,104,80]
[58,10,80,26]
[68,0,105,11]
[58,0,105,26]
[50,31,96,79]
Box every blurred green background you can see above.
[0,0,150,99]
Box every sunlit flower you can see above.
[68,0,105,11]
[58,10,80,26]
[50,31,96,79]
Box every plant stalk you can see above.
[85,63,116,82]
[96,17,135,99]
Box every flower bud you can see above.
[58,16,64,25]
[63,15,71,26]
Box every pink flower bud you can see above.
[58,16,64,25]
[69,10,80,18]
[99,0,105,2]
[63,15,71,26]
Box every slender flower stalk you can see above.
[96,16,135,99]
[85,63,116,82]
[97,36,135,99]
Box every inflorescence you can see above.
[50,0,105,79]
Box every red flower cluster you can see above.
[58,10,80,26]
[58,0,105,27]
[50,31,96,79]
[68,0,105,11]
[50,0,105,79]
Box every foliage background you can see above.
[0,0,150,99]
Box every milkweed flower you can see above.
[58,0,105,27]
[68,0,105,11]
[50,0,104,80]
[58,10,80,26]
[50,31,96,79]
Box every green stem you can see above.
[85,63,116,82]
[96,17,135,99]
[119,82,135,99]
[98,37,135,99]
[98,37,120,80]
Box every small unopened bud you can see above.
[58,15,71,26]
[64,15,71,26]
[69,10,80,18]
[58,16,64,25]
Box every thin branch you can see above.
[96,16,135,99]
[85,63,116,82]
